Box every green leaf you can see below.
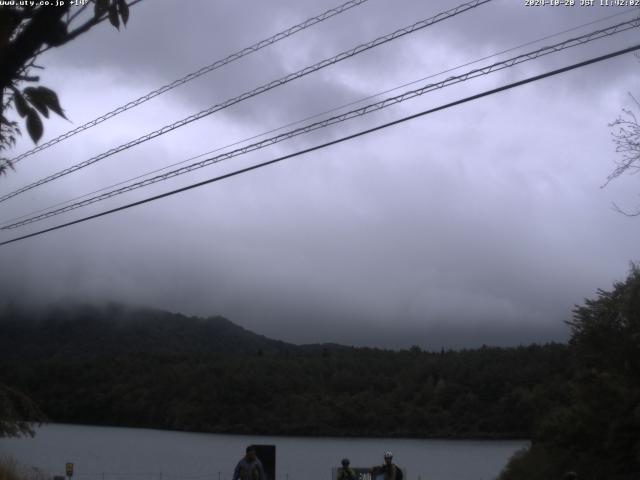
[25,109,43,144]
[108,3,120,29]
[32,86,67,119]
[24,87,50,119]
[117,0,129,25]
[13,91,29,118]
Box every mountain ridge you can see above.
[0,302,300,361]
[0,302,361,361]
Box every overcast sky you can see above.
[1,0,639,349]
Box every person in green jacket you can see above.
[338,458,357,480]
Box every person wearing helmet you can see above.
[337,458,356,480]
[370,452,402,480]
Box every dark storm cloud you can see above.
[1,0,639,348]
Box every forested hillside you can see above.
[499,266,640,479]
[0,303,571,439]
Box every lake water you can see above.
[0,424,527,480]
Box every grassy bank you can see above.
[0,456,47,480]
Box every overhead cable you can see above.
[2,0,371,167]
[3,6,634,229]
[3,17,638,230]
[0,0,492,204]
[2,43,638,247]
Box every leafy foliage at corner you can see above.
[0,303,571,439]
[0,0,134,175]
[0,383,46,438]
[499,265,640,480]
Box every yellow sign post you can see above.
[66,463,74,478]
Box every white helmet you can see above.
[384,451,393,459]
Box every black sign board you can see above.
[253,445,276,480]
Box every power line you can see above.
[3,17,638,230]
[3,7,634,229]
[0,0,492,205]
[1,0,371,168]
[4,16,636,228]
[1,42,638,247]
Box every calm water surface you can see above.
[0,424,527,480]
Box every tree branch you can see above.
[612,201,640,217]
[0,6,69,92]
[37,0,143,56]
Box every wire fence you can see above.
[64,470,474,480]
[60,473,300,480]
[69,471,413,480]
[66,473,232,480]
[74,473,222,480]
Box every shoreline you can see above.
[23,422,531,442]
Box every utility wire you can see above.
[0,0,492,205]
[2,17,638,230]
[1,0,370,168]
[1,42,638,247]
[3,7,634,229]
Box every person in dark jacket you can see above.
[232,446,265,480]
